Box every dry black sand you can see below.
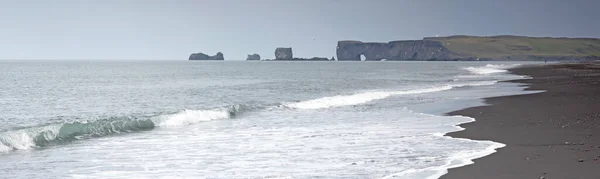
[441,63,600,179]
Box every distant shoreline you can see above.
[190,35,600,62]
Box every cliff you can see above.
[337,40,454,61]
[337,36,600,61]
[189,52,224,60]
[246,54,261,61]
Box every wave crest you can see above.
[0,106,244,153]
[463,64,520,75]
[155,109,230,127]
[284,91,394,109]
[284,81,496,110]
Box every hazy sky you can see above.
[0,0,598,60]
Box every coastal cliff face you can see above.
[336,40,454,61]
[246,54,261,61]
[275,48,293,60]
[337,36,600,61]
[189,52,224,60]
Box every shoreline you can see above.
[441,63,600,179]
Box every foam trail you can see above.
[463,64,520,75]
[284,91,394,109]
[285,81,496,110]
[436,140,505,178]
[381,139,505,179]
[380,114,505,179]
[453,80,497,87]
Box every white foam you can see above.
[392,140,505,179]
[57,107,508,179]
[0,142,11,153]
[380,115,505,179]
[463,64,520,75]
[0,130,36,151]
[285,81,497,110]
[454,80,497,87]
[393,85,454,95]
[284,91,394,109]
[437,139,505,177]
[0,125,61,153]
[155,109,231,127]
[2,101,517,178]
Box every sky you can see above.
[0,0,598,60]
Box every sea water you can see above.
[0,61,539,178]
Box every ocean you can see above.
[0,60,539,179]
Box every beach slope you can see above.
[442,63,600,179]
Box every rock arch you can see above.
[360,54,367,61]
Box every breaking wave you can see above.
[284,81,497,109]
[0,104,252,153]
[0,78,500,153]
[463,64,520,75]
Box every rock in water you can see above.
[213,52,224,60]
[189,52,225,60]
[246,54,261,61]
[189,53,209,60]
[275,48,293,60]
[302,57,329,61]
[268,47,329,61]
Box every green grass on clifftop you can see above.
[425,36,600,58]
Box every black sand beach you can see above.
[442,63,600,179]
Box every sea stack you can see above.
[189,52,225,60]
[275,48,293,60]
[246,54,261,61]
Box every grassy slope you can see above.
[425,36,600,58]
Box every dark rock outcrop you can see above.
[336,40,454,61]
[275,48,293,60]
[189,52,224,60]
[291,57,330,61]
[267,47,330,61]
[264,57,331,61]
[246,54,261,61]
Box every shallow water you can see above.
[0,60,539,178]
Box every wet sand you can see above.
[441,63,600,179]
